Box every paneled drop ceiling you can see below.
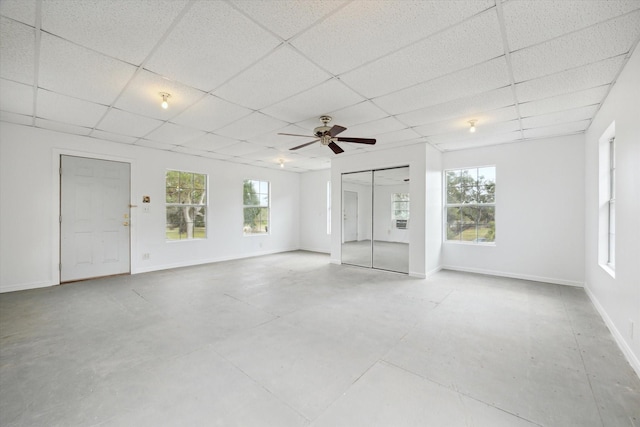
[1,0,639,172]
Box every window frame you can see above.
[391,192,410,222]
[607,137,616,268]
[243,179,270,236]
[444,166,496,245]
[165,169,208,241]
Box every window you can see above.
[243,179,269,235]
[607,137,616,267]
[445,166,495,243]
[392,193,410,220]
[327,181,331,234]
[166,170,207,240]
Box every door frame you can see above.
[52,149,135,285]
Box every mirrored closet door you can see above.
[341,166,409,274]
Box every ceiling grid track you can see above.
[31,0,42,126]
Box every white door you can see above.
[343,190,358,242]
[60,156,130,282]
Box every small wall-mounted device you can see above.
[395,219,408,229]
[142,196,150,203]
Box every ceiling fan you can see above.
[278,115,376,154]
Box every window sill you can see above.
[599,263,615,279]
[444,240,496,246]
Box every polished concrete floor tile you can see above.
[1,251,639,426]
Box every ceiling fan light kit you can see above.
[278,115,376,154]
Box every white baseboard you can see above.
[297,246,330,254]
[584,286,640,378]
[441,265,584,287]
[0,280,56,294]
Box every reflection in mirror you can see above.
[341,171,372,268]
[373,167,410,273]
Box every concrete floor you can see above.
[1,251,639,426]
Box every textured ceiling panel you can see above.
[136,139,178,151]
[503,0,640,51]
[511,11,640,82]
[515,56,626,102]
[521,105,598,129]
[39,33,137,104]
[343,117,406,138]
[171,94,252,133]
[1,111,33,126]
[145,122,206,146]
[414,106,519,137]
[214,46,331,110]
[214,141,267,156]
[180,133,238,151]
[170,145,208,157]
[301,101,391,130]
[0,17,35,84]
[97,108,163,138]
[35,118,91,136]
[397,86,514,127]
[229,0,347,41]
[0,0,36,25]
[41,0,189,64]
[428,120,521,145]
[90,129,138,145]
[115,70,205,121]
[340,10,504,98]
[292,0,494,75]
[523,120,590,139]
[247,124,311,149]
[262,79,365,123]
[37,89,108,128]
[374,57,511,115]
[0,79,33,115]
[144,1,280,91]
[518,85,610,118]
[437,131,522,151]
[215,112,289,141]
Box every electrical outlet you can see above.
[142,253,150,260]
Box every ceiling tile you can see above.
[523,120,590,139]
[0,111,32,126]
[515,56,626,102]
[145,1,280,91]
[397,86,514,127]
[414,106,519,137]
[343,116,406,138]
[115,70,206,121]
[214,141,267,156]
[135,139,178,151]
[510,11,640,82]
[242,148,284,162]
[521,105,598,129]
[97,108,163,138]
[292,0,494,75]
[39,33,137,104]
[262,79,366,123]
[41,0,189,64]
[518,85,609,117]
[0,17,35,84]
[0,79,33,115]
[340,9,504,98]
[215,46,331,110]
[36,89,107,128]
[145,122,206,145]
[90,129,138,145]
[180,133,238,151]
[374,57,511,115]
[200,151,234,161]
[247,124,311,149]
[0,0,36,25]
[215,112,289,141]
[375,128,423,145]
[229,0,347,41]
[437,131,522,151]
[172,94,253,132]
[35,118,91,135]
[428,120,521,145]
[503,0,640,51]
[170,145,208,157]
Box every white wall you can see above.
[0,123,300,292]
[584,48,640,375]
[299,169,331,253]
[442,135,585,286]
[331,143,441,278]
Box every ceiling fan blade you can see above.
[328,125,347,137]
[328,142,344,154]
[289,139,319,150]
[336,137,376,144]
[278,132,316,138]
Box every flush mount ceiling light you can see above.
[468,120,477,133]
[159,92,171,109]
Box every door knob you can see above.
[123,221,129,226]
